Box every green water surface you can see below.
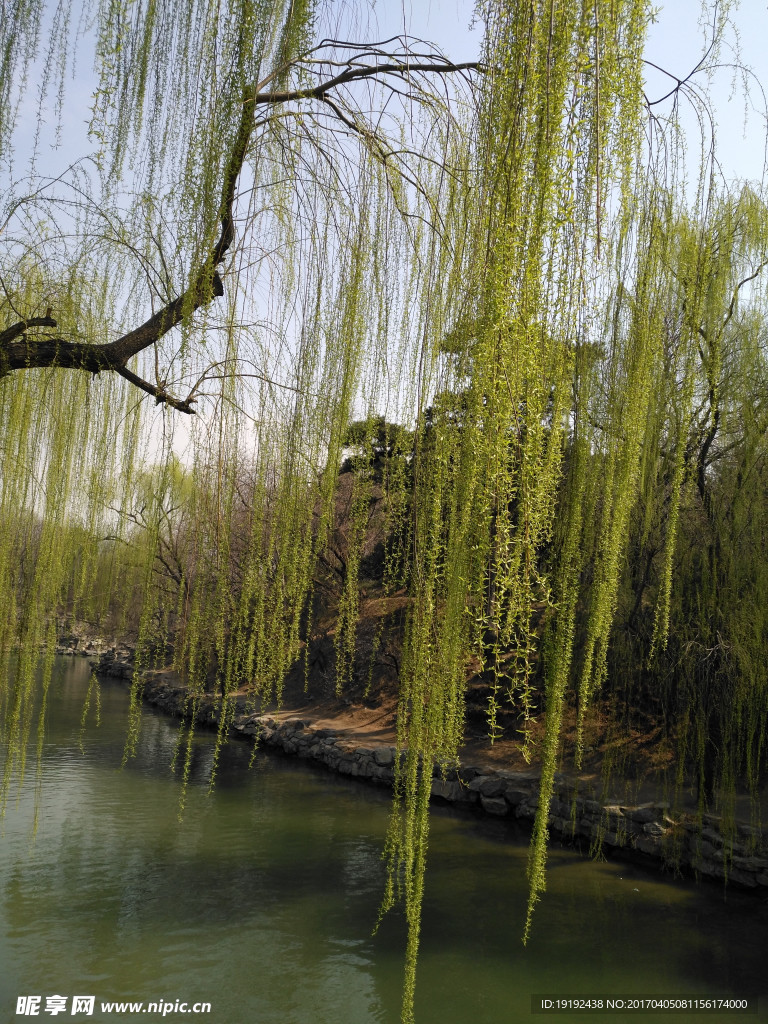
[1,658,766,1023]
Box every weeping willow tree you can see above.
[2,0,768,1021]
[604,184,768,820]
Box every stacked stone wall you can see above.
[234,713,768,887]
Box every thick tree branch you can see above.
[0,316,57,346]
[253,59,481,107]
[115,365,198,414]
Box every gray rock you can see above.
[235,721,258,736]
[689,839,720,861]
[691,857,724,879]
[550,816,575,837]
[635,836,660,856]
[731,855,768,871]
[549,798,570,818]
[622,805,657,824]
[601,831,623,847]
[480,795,509,816]
[468,775,493,793]
[431,779,464,802]
[737,822,766,840]
[728,868,758,888]
[700,827,724,845]
[478,777,507,798]
[642,821,666,838]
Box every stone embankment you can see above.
[234,713,768,889]
[56,632,110,660]
[92,644,768,890]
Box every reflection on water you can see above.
[1,658,766,1023]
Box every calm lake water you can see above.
[1,657,766,1023]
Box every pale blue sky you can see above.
[7,1,768,187]
[644,0,768,185]
[383,0,768,186]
